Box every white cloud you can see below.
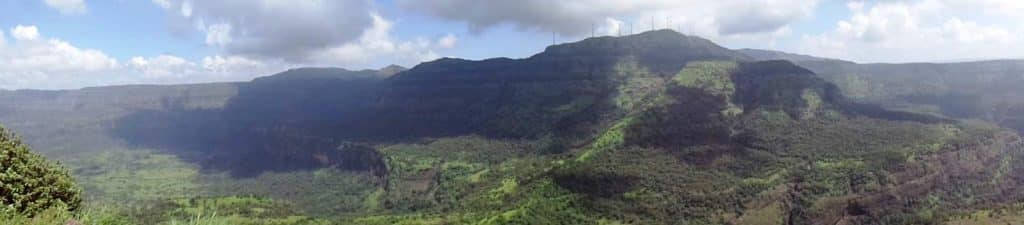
[310,13,449,66]
[847,1,865,11]
[800,0,1024,62]
[180,1,192,17]
[939,0,1024,20]
[0,25,289,90]
[942,18,1011,44]
[204,23,232,47]
[43,0,87,15]
[438,34,458,48]
[123,54,285,84]
[0,26,120,89]
[11,25,40,41]
[155,0,374,62]
[129,55,193,78]
[396,0,818,37]
[713,0,817,35]
[601,17,623,36]
[202,55,272,74]
[2,27,117,74]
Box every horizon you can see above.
[3,29,1023,91]
[2,0,1024,89]
[5,1,1024,224]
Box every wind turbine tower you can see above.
[591,23,595,38]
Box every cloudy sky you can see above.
[1,0,1023,89]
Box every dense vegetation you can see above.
[1,30,1023,224]
[0,125,81,216]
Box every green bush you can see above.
[0,125,82,216]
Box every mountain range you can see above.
[1,30,1023,224]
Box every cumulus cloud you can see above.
[0,26,119,89]
[155,0,374,62]
[11,25,40,41]
[43,0,87,15]
[123,54,285,85]
[396,0,818,37]
[152,0,457,67]
[309,13,452,67]
[714,1,816,35]
[0,25,288,90]
[438,34,458,48]
[129,55,193,78]
[800,0,1024,62]
[602,17,623,36]
[3,25,117,74]
[202,55,274,74]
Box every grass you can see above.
[0,207,131,225]
[674,61,742,116]
[673,61,738,96]
[575,116,634,163]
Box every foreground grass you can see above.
[0,207,130,225]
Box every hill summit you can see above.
[395,30,751,82]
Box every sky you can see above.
[1,0,1023,90]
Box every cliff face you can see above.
[0,83,239,156]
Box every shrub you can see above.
[0,125,82,216]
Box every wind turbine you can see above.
[667,17,673,32]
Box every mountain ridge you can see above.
[736,48,848,63]
[393,29,751,82]
[737,48,1024,134]
[1,30,1023,225]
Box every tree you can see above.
[0,125,81,216]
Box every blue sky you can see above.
[1,0,1022,89]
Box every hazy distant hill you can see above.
[736,48,846,63]
[253,66,405,82]
[1,31,1023,225]
[739,48,1024,134]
